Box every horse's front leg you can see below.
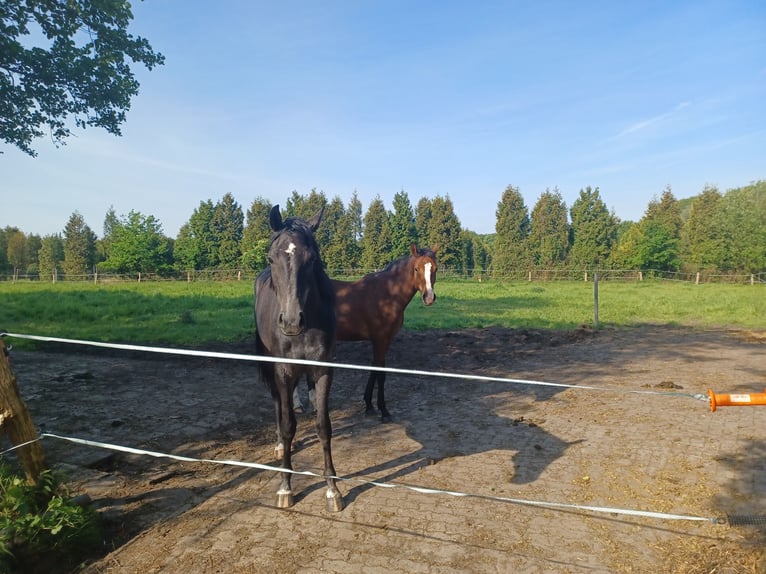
[275,378,297,509]
[273,398,285,459]
[313,370,344,512]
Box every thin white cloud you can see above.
[73,135,250,184]
[617,101,691,137]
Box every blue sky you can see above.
[3,0,765,238]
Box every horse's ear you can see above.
[409,243,417,256]
[307,205,325,233]
[432,243,439,254]
[269,205,284,231]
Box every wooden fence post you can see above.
[0,339,46,483]
[593,272,599,329]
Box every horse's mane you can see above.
[382,246,436,273]
[270,216,318,249]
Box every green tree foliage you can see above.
[173,223,196,271]
[0,227,12,272]
[333,191,363,272]
[646,185,682,238]
[414,196,433,246]
[681,185,722,271]
[284,189,327,220]
[5,229,26,274]
[636,220,680,271]
[426,195,462,271]
[1,0,164,156]
[529,187,569,267]
[62,211,96,278]
[615,187,681,272]
[6,181,766,279]
[493,184,530,275]
[23,233,41,273]
[211,193,244,269]
[710,181,766,273]
[639,187,682,271]
[320,196,348,272]
[173,200,217,270]
[241,196,272,271]
[389,190,417,257]
[100,210,171,274]
[360,195,392,270]
[98,205,120,262]
[460,230,490,275]
[611,222,642,269]
[37,234,63,280]
[569,186,616,268]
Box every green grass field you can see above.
[1,278,763,349]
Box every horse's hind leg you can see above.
[365,342,392,423]
[376,370,391,423]
[364,369,391,422]
[293,379,317,414]
[313,371,344,512]
[363,370,377,417]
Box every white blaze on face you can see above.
[285,242,296,256]
[423,262,433,292]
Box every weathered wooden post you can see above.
[0,338,46,483]
[593,272,599,330]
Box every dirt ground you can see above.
[7,325,766,573]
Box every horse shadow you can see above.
[294,371,581,507]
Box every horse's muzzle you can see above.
[422,290,436,306]
[278,311,305,336]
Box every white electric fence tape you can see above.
[0,331,719,524]
[1,332,709,401]
[0,433,719,524]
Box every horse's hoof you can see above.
[276,489,294,509]
[380,414,393,424]
[364,407,377,418]
[326,490,344,512]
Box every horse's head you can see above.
[410,243,438,306]
[267,204,325,336]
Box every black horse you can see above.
[254,205,343,512]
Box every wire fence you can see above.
[1,268,764,284]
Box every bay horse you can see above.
[254,205,343,512]
[295,244,438,422]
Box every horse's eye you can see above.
[268,256,274,264]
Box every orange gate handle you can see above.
[708,389,766,412]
